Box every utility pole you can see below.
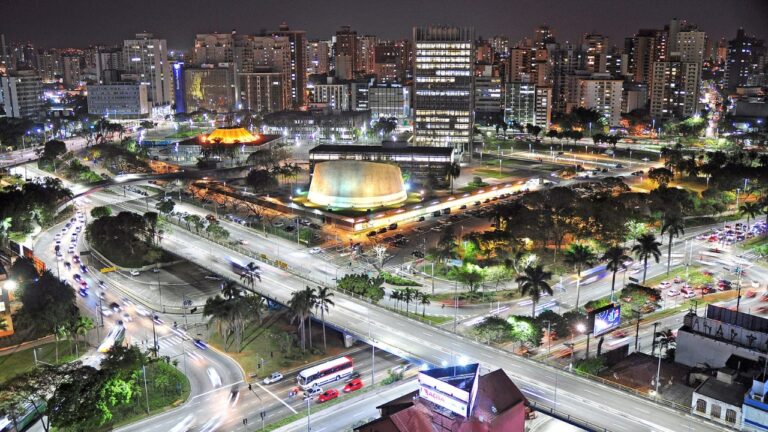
[633,309,641,352]
[651,322,659,358]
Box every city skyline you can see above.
[2,0,767,49]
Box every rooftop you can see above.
[695,376,748,408]
[310,144,454,156]
[203,127,259,144]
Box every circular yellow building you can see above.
[308,161,407,209]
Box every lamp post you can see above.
[543,320,552,355]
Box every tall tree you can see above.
[563,244,596,311]
[515,265,553,317]
[661,215,685,275]
[602,246,631,301]
[632,234,663,284]
[288,290,311,351]
[315,286,335,351]
[740,202,761,230]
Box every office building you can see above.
[312,78,351,110]
[505,81,551,129]
[413,25,474,148]
[122,32,173,106]
[726,28,766,92]
[272,24,307,108]
[87,82,149,118]
[262,109,370,141]
[649,55,700,119]
[334,26,358,80]
[238,72,285,113]
[577,73,623,126]
[368,83,411,120]
[307,40,331,75]
[183,65,236,113]
[350,80,369,111]
[0,70,44,118]
[474,65,502,118]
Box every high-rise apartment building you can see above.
[413,25,474,148]
[676,29,706,64]
[62,54,83,88]
[307,40,331,75]
[504,81,551,129]
[726,28,766,91]
[507,46,532,82]
[122,32,173,106]
[577,74,623,126]
[192,32,234,64]
[649,55,700,119]
[37,48,62,83]
[583,33,609,73]
[238,72,285,113]
[94,46,123,84]
[0,70,44,118]
[489,36,510,58]
[272,24,307,108]
[551,44,587,113]
[357,35,377,75]
[534,25,556,50]
[374,41,409,83]
[474,65,502,117]
[334,26,358,80]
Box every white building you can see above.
[313,79,350,111]
[692,369,745,429]
[0,70,43,118]
[87,83,149,119]
[122,33,173,106]
[577,73,623,126]
[743,374,768,431]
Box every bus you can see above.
[0,400,46,431]
[297,356,354,389]
[97,324,126,353]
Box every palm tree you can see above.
[419,293,431,317]
[203,295,230,341]
[563,244,597,311]
[447,162,460,194]
[220,281,242,300]
[315,286,335,351]
[632,233,663,284]
[661,215,685,275]
[516,265,553,317]
[288,290,311,351]
[302,286,318,349]
[740,202,761,230]
[70,316,95,357]
[602,246,630,302]
[389,290,401,310]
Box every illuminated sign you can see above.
[419,384,469,417]
[417,364,479,418]
[590,304,621,336]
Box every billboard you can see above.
[418,363,479,418]
[589,303,621,336]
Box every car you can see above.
[756,306,768,314]
[611,329,628,339]
[343,378,364,393]
[206,367,222,387]
[73,273,82,282]
[262,372,283,385]
[391,364,413,375]
[459,204,467,210]
[63,262,72,270]
[657,281,672,289]
[673,277,682,284]
[418,216,426,222]
[101,307,114,317]
[97,280,106,289]
[135,306,151,317]
[411,250,425,259]
[377,227,387,234]
[366,231,377,238]
[151,267,160,273]
[129,270,140,276]
[109,302,122,312]
[80,264,88,273]
[193,339,208,350]
[344,371,361,383]
[752,281,761,289]
[304,386,323,399]
[152,315,164,325]
[746,290,758,298]
[79,280,88,288]
[228,388,240,408]
[204,274,222,281]
[72,255,80,264]
[78,288,88,297]
[667,288,680,297]
[388,223,398,230]
[309,247,322,255]
[317,389,339,403]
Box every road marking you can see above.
[191,380,244,400]
[254,381,298,414]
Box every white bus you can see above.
[297,356,354,389]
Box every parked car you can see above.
[129,270,140,276]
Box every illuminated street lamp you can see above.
[3,280,17,292]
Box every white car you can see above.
[129,270,140,276]
[101,307,114,317]
[135,306,151,317]
[169,415,196,432]
[667,288,680,297]
[263,372,283,385]
[657,281,672,289]
[206,367,222,387]
[304,386,323,399]
[309,247,322,255]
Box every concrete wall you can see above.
[676,329,762,368]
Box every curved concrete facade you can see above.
[308,161,407,209]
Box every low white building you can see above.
[692,369,745,428]
[743,374,768,431]
[87,82,149,119]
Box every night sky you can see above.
[2,0,767,50]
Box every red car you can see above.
[317,389,339,403]
[344,378,364,393]
[746,290,757,298]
